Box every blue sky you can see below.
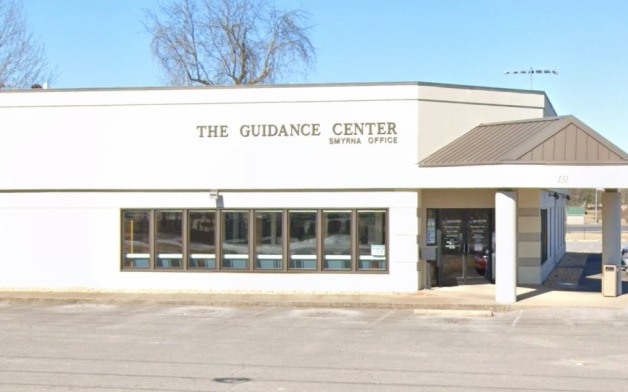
[21,0,628,151]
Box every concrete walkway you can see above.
[1,242,625,313]
[0,284,626,313]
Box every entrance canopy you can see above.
[416,115,628,189]
[419,115,628,303]
[419,115,628,167]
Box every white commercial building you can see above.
[1,82,626,303]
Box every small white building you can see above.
[566,207,586,225]
[1,82,626,303]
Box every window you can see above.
[323,210,352,270]
[188,211,216,269]
[288,211,318,270]
[254,211,284,270]
[221,211,249,270]
[541,209,548,264]
[425,209,437,245]
[357,210,386,270]
[121,208,387,273]
[122,210,151,269]
[155,210,183,269]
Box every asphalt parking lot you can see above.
[1,301,628,391]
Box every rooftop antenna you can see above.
[504,68,558,89]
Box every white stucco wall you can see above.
[540,190,568,282]
[0,83,608,293]
[417,84,548,161]
[1,83,621,193]
[0,85,420,191]
[0,82,583,192]
[0,191,419,293]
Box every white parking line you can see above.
[242,306,276,319]
[0,302,40,312]
[369,309,396,326]
[511,310,524,327]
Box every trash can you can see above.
[420,246,438,289]
[602,264,619,297]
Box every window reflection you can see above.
[122,210,151,269]
[358,211,386,270]
[188,211,216,269]
[121,208,388,274]
[155,211,183,268]
[222,211,249,269]
[323,211,351,270]
[255,211,283,270]
[289,211,317,270]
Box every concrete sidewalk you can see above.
[2,245,623,313]
[0,284,626,313]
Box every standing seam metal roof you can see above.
[419,115,628,167]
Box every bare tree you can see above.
[145,0,316,86]
[0,0,52,89]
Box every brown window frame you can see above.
[220,210,251,271]
[253,210,286,272]
[120,208,389,274]
[154,210,185,270]
[187,210,218,270]
[121,209,153,270]
[287,210,320,272]
[322,210,354,272]
[357,210,388,271]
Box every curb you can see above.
[413,309,494,317]
[0,294,520,313]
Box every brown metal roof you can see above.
[419,115,628,167]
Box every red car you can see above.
[474,254,487,275]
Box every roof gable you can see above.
[419,115,628,167]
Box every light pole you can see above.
[504,68,558,89]
[595,188,604,224]
[595,189,598,223]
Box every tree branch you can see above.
[145,0,316,86]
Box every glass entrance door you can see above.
[436,209,493,286]
[439,210,465,286]
[466,210,492,284]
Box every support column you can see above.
[602,189,622,295]
[495,191,518,303]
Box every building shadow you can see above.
[517,285,553,301]
[578,253,628,293]
[518,252,628,301]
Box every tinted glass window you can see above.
[222,211,249,269]
[188,211,216,269]
[122,210,151,269]
[358,211,386,270]
[255,211,283,270]
[323,211,351,270]
[155,211,183,269]
[289,211,317,270]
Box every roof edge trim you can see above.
[0,80,550,95]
